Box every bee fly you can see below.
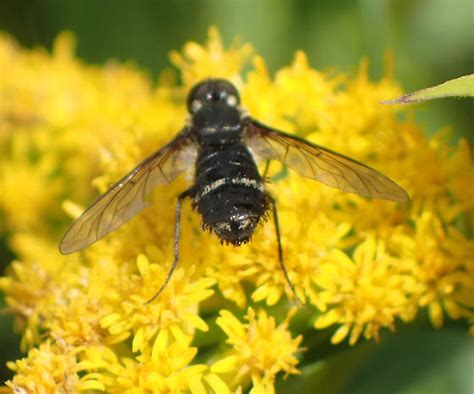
[60,78,408,303]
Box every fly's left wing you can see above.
[243,118,408,203]
[59,128,196,254]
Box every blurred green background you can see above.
[1,0,473,391]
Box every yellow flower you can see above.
[5,341,104,392]
[213,307,302,393]
[170,26,253,87]
[77,344,224,393]
[0,133,64,231]
[0,31,156,237]
[0,233,84,350]
[314,237,417,345]
[99,254,215,351]
[391,212,474,328]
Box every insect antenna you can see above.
[270,198,304,307]
[145,189,192,304]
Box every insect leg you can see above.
[270,197,303,306]
[145,188,192,304]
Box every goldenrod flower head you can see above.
[170,26,253,87]
[1,27,472,392]
[77,344,220,393]
[100,254,216,352]
[213,307,302,392]
[6,341,105,392]
[391,212,474,328]
[314,237,417,345]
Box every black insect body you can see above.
[60,78,408,303]
[190,81,270,245]
[193,141,271,246]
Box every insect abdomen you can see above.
[193,143,270,245]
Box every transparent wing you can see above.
[244,118,408,202]
[59,128,196,254]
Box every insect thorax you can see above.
[192,102,242,143]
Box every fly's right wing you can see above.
[244,118,408,203]
[59,128,196,254]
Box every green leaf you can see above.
[382,74,474,104]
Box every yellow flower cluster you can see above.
[1,27,472,392]
[213,307,301,393]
